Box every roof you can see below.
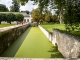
[0,12,30,17]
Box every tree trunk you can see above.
[59,10,64,24]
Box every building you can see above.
[14,12,32,23]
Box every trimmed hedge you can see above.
[0,13,24,24]
[15,14,24,21]
[0,24,30,54]
[6,13,16,24]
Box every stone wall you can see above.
[38,25,57,46]
[0,24,30,54]
[39,25,80,58]
[53,29,80,58]
[38,25,52,42]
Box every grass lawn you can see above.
[15,27,63,58]
[41,23,80,37]
[41,24,65,32]
[0,24,16,28]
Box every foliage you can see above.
[18,0,80,32]
[31,8,41,23]
[52,15,58,23]
[0,13,24,24]
[0,13,6,24]
[63,0,80,32]
[26,10,30,14]
[6,13,16,24]
[15,14,24,21]
[44,10,52,23]
[0,4,9,12]
[10,0,20,12]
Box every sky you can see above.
[0,0,55,14]
[0,0,38,12]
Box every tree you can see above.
[53,0,65,24]
[15,14,24,22]
[26,10,30,14]
[32,8,41,23]
[52,15,58,23]
[6,13,16,24]
[0,4,9,12]
[0,13,16,24]
[17,0,64,24]
[18,0,80,32]
[63,0,80,32]
[45,10,52,23]
[10,0,20,12]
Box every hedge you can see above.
[0,13,24,24]
[15,14,24,21]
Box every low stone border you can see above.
[0,57,80,60]
[38,25,56,46]
[0,24,27,32]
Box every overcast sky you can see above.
[0,0,38,12]
[0,0,55,14]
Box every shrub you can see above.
[15,14,24,21]
[6,13,16,24]
[0,13,6,24]
[0,13,16,24]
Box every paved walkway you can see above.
[0,27,63,58]
[0,23,27,32]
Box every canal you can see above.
[0,27,63,58]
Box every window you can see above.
[27,19,29,22]
[24,19,26,22]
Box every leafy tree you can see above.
[31,8,41,23]
[0,13,7,24]
[15,14,24,22]
[26,10,30,14]
[45,10,52,23]
[6,13,16,24]
[53,0,65,24]
[63,0,80,32]
[10,0,20,12]
[0,13,16,24]
[17,0,64,24]
[0,4,9,12]
[18,0,80,32]
[52,15,58,23]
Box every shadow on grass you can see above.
[0,27,31,57]
[48,46,64,58]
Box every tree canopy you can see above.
[18,0,80,31]
[31,8,41,23]
[0,4,9,12]
[0,13,24,24]
[44,10,52,23]
[10,0,20,12]
[15,14,24,21]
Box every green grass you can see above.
[15,27,63,58]
[41,23,80,37]
[41,24,65,32]
[0,24,16,28]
